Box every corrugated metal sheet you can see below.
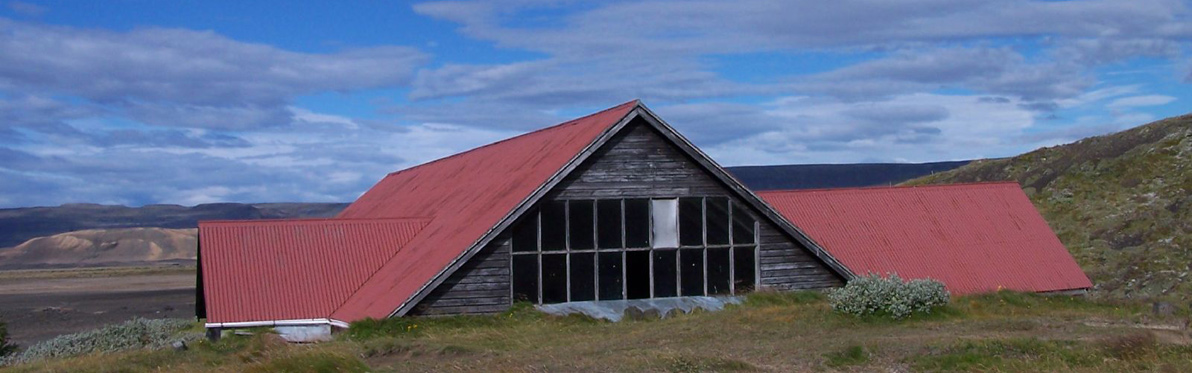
[329,100,639,321]
[757,182,1092,295]
[199,218,429,323]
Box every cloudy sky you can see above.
[1,1,1189,208]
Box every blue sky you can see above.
[0,0,1189,207]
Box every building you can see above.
[196,100,1090,339]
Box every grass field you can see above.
[4,291,1190,372]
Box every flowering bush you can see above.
[0,317,193,366]
[827,273,950,319]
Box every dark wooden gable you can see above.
[411,115,842,315]
[546,118,843,290]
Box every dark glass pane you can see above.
[624,199,650,248]
[679,197,703,246]
[731,202,756,245]
[652,250,677,298]
[598,252,623,300]
[542,254,568,303]
[625,251,651,299]
[680,249,704,296]
[734,247,756,293]
[512,255,538,303]
[569,200,595,250]
[707,248,731,295]
[706,197,730,246]
[570,253,595,302]
[597,200,623,249]
[512,211,538,252]
[541,201,567,251]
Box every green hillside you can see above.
[907,114,1192,301]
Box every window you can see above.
[597,200,622,249]
[511,255,538,302]
[651,199,678,248]
[511,197,758,304]
[652,249,678,297]
[625,250,651,299]
[512,211,538,253]
[625,199,650,248]
[707,248,731,295]
[569,200,595,250]
[598,252,623,300]
[731,201,755,245]
[541,201,566,251]
[679,197,703,246]
[570,253,595,301]
[679,249,704,296]
[541,254,567,303]
[706,198,730,245]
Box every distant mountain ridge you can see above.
[0,161,971,269]
[907,113,1192,300]
[0,202,349,248]
[727,161,971,190]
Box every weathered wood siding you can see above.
[757,219,842,290]
[411,118,841,315]
[408,235,512,316]
[551,119,842,290]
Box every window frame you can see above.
[510,197,760,304]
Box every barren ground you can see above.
[0,266,195,346]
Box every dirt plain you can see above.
[0,266,196,346]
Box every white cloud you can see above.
[1107,95,1177,109]
[703,93,1037,166]
[0,18,428,130]
[289,106,360,129]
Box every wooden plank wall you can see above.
[411,118,841,315]
[408,235,512,316]
[758,219,842,290]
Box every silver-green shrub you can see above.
[0,317,193,366]
[827,273,949,319]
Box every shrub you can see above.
[827,273,949,319]
[1,319,17,358]
[0,317,192,366]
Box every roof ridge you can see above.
[755,181,1021,195]
[199,217,434,225]
[382,100,639,178]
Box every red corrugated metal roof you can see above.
[329,100,639,321]
[757,182,1092,295]
[199,218,428,323]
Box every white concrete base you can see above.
[274,324,333,343]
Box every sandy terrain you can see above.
[0,267,196,346]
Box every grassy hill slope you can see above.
[907,113,1192,300]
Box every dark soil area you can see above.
[0,288,195,346]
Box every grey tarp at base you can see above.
[535,296,743,322]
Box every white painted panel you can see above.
[651,199,678,248]
[274,325,332,342]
